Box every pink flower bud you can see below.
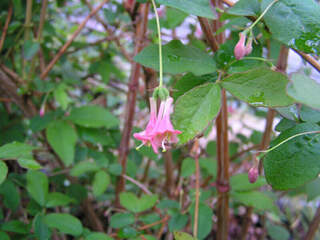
[39,105,45,117]
[248,167,259,183]
[245,37,253,55]
[234,33,247,60]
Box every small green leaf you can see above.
[0,161,8,185]
[0,142,35,159]
[174,231,197,240]
[168,212,188,232]
[92,170,110,197]
[232,191,275,211]
[45,213,83,236]
[156,0,216,19]
[266,221,290,240]
[67,105,119,128]
[227,0,260,16]
[134,40,216,76]
[189,203,212,239]
[46,120,77,166]
[0,231,10,240]
[172,83,221,144]
[220,68,294,107]
[27,170,48,207]
[54,84,71,110]
[1,220,30,234]
[70,161,99,177]
[0,180,20,211]
[287,74,320,110]
[264,123,320,190]
[17,154,42,170]
[46,192,74,208]
[181,157,195,178]
[120,192,158,213]
[110,213,135,229]
[230,174,267,192]
[34,214,51,240]
[86,232,113,240]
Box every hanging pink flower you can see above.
[134,97,181,154]
[245,37,253,55]
[234,33,247,60]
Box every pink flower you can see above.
[134,97,181,154]
[39,105,45,117]
[234,33,247,60]
[248,166,259,183]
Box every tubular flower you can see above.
[245,36,253,55]
[134,97,181,154]
[234,33,247,60]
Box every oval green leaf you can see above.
[172,83,221,144]
[45,213,83,236]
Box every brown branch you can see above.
[304,205,320,240]
[116,3,149,202]
[0,5,13,52]
[198,17,219,52]
[122,174,152,195]
[294,49,320,74]
[230,144,259,161]
[138,215,170,231]
[36,0,48,41]
[81,198,105,232]
[0,64,26,85]
[40,0,109,80]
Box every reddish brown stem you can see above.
[116,3,149,201]
[163,151,174,198]
[0,5,13,53]
[304,205,320,240]
[40,0,109,80]
[197,17,219,52]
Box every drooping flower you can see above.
[248,166,259,183]
[234,33,247,60]
[133,98,157,145]
[39,105,45,117]
[134,97,181,154]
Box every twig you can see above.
[116,3,149,202]
[122,174,152,195]
[0,64,26,85]
[138,215,170,231]
[230,144,259,161]
[303,205,320,240]
[294,49,320,74]
[40,0,109,80]
[84,0,133,62]
[163,151,174,198]
[36,0,48,41]
[198,17,219,52]
[0,5,13,53]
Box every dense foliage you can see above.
[0,0,320,239]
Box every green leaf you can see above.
[70,161,99,177]
[227,0,260,16]
[0,161,8,185]
[54,84,71,110]
[264,123,320,190]
[300,105,320,123]
[172,73,217,100]
[110,213,135,229]
[34,214,51,240]
[156,0,216,19]
[174,231,196,240]
[46,192,74,208]
[27,171,48,207]
[1,220,30,234]
[0,142,35,159]
[92,170,110,197]
[120,192,158,213]
[164,8,188,29]
[189,203,212,239]
[172,83,221,144]
[0,180,20,211]
[17,154,42,170]
[287,74,320,110]
[230,174,267,192]
[67,105,119,128]
[45,213,83,236]
[168,212,188,232]
[305,178,320,201]
[181,157,195,178]
[266,221,290,240]
[134,40,216,76]
[232,191,275,211]
[220,67,294,107]
[24,40,40,60]
[86,232,113,240]
[0,232,10,240]
[262,0,320,54]
[46,120,77,166]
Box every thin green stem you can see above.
[150,0,163,87]
[257,130,320,157]
[244,0,278,34]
